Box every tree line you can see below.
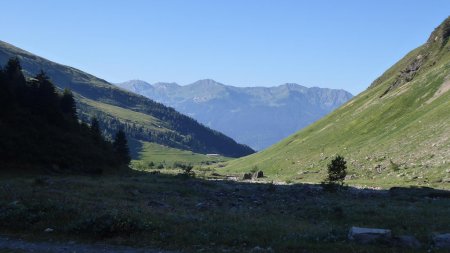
[0,58,130,173]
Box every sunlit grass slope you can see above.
[131,141,230,170]
[222,17,450,189]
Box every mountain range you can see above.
[0,41,254,158]
[117,79,352,150]
[222,16,450,188]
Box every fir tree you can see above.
[4,57,26,87]
[60,88,77,120]
[90,117,102,142]
[113,130,131,165]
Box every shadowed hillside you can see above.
[0,41,254,158]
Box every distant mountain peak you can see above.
[153,82,180,88]
[124,79,151,86]
[119,77,352,150]
[279,83,307,89]
[190,79,225,87]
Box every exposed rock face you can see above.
[348,227,392,244]
[373,16,450,95]
[380,55,426,97]
[427,16,450,47]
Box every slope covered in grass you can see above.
[222,17,450,188]
[131,141,230,170]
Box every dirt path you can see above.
[0,236,178,253]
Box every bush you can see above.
[250,165,258,173]
[182,164,194,177]
[322,155,347,192]
[71,212,145,238]
[389,159,400,171]
[173,162,194,176]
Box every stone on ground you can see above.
[348,226,392,244]
[433,233,450,249]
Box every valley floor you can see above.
[1,171,450,253]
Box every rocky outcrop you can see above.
[427,16,450,47]
[242,171,264,180]
[380,54,426,98]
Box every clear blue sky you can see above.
[1,1,449,94]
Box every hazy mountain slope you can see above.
[221,17,450,188]
[117,79,352,150]
[0,41,254,157]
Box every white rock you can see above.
[433,233,450,249]
[44,228,54,233]
[348,226,391,244]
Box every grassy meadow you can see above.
[1,171,450,253]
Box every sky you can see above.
[1,1,450,95]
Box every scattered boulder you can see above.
[348,226,392,244]
[147,200,167,208]
[433,233,450,249]
[33,176,52,186]
[345,174,355,180]
[254,171,264,179]
[249,246,274,253]
[243,173,252,180]
[196,202,209,211]
[44,228,54,233]
[243,171,264,180]
[129,189,141,196]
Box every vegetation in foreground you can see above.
[0,171,449,253]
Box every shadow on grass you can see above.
[129,169,450,200]
[1,169,450,253]
[127,138,144,160]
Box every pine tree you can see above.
[35,70,55,97]
[4,57,26,87]
[90,117,102,142]
[34,71,58,108]
[0,67,9,115]
[113,130,131,165]
[60,88,77,120]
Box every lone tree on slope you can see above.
[323,155,347,191]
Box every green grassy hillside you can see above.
[131,141,230,170]
[222,17,450,189]
[0,41,254,158]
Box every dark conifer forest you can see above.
[0,58,128,173]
